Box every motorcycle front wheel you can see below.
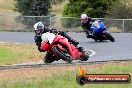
[104,32,115,42]
[52,46,73,63]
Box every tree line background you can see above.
[14,0,132,19]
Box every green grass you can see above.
[0,62,131,88]
[0,47,23,65]
[0,43,43,65]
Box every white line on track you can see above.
[0,42,5,44]
[89,50,96,57]
[84,49,96,57]
[0,42,21,44]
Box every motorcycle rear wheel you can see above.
[52,46,73,63]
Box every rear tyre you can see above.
[52,47,73,63]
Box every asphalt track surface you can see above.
[0,32,132,65]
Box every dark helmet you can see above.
[34,22,45,35]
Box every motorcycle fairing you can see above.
[91,20,105,33]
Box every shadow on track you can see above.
[83,40,110,44]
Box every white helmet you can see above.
[34,22,45,35]
[34,22,44,30]
[81,14,88,23]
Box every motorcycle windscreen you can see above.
[41,32,55,44]
[91,21,105,33]
[47,33,55,44]
[92,21,105,29]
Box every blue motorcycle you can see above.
[89,20,115,42]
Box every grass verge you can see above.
[0,41,131,88]
[0,43,44,65]
[0,61,131,88]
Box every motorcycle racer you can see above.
[81,14,95,38]
[33,22,83,63]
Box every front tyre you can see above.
[52,47,73,63]
[105,32,115,42]
[44,52,57,63]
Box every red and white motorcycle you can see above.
[40,32,89,63]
